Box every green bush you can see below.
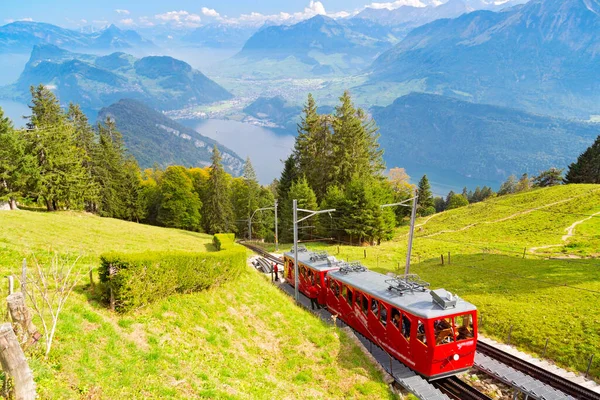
[99,247,246,312]
[213,233,235,250]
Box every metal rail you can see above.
[476,341,600,400]
[433,376,492,400]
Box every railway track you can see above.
[240,241,491,400]
[476,341,600,400]
[433,376,492,400]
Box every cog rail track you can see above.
[240,241,492,400]
[433,376,492,400]
[476,341,600,400]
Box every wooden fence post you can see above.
[20,259,26,299]
[0,323,36,400]
[364,249,367,259]
[88,270,95,294]
[6,293,40,346]
[441,255,444,265]
[7,276,14,295]
[522,248,526,259]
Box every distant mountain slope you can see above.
[373,93,600,182]
[2,44,232,112]
[0,22,156,53]
[231,15,395,77]
[369,0,600,118]
[182,24,257,49]
[243,96,301,128]
[98,99,244,175]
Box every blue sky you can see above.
[2,0,422,28]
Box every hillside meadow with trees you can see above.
[1,86,599,246]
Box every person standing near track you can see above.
[273,263,279,281]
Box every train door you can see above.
[368,298,386,346]
[339,284,354,326]
[285,257,294,286]
[299,265,309,293]
[326,278,341,315]
[411,316,431,373]
[316,271,326,304]
[387,307,411,361]
[353,291,370,338]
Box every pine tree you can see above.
[330,91,385,190]
[417,175,434,215]
[157,166,202,230]
[0,109,36,209]
[203,145,234,234]
[565,136,600,184]
[295,94,334,200]
[24,86,92,210]
[533,168,564,187]
[243,158,261,238]
[498,175,517,196]
[277,154,298,242]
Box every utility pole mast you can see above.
[380,190,419,275]
[274,199,278,251]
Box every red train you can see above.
[283,246,477,380]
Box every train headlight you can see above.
[453,354,460,361]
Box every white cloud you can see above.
[139,16,155,27]
[220,1,330,26]
[366,0,427,10]
[120,18,135,26]
[308,0,326,15]
[5,17,34,23]
[155,10,202,27]
[201,7,220,18]
[115,9,130,15]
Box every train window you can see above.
[455,314,474,341]
[333,281,340,297]
[434,318,456,345]
[346,287,353,306]
[361,294,368,315]
[371,299,379,316]
[355,292,361,308]
[402,315,411,340]
[417,320,427,345]
[300,266,307,277]
[379,304,388,326]
[391,308,400,330]
[341,285,348,300]
[315,272,321,287]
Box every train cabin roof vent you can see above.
[338,261,367,274]
[431,289,457,310]
[291,244,308,253]
[309,251,329,262]
[386,274,430,295]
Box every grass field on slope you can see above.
[0,211,393,399]
[262,185,600,378]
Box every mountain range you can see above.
[369,0,600,118]
[182,24,257,49]
[0,22,156,53]
[98,99,244,175]
[1,44,232,113]
[373,93,600,182]
[232,15,397,76]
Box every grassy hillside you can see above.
[266,185,600,378]
[0,211,393,399]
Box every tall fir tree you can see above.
[24,86,92,210]
[203,145,234,234]
[277,154,298,242]
[533,168,564,187]
[330,91,385,190]
[0,108,36,209]
[565,136,600,184]
[243,157,261,238]
[417,175,434,216]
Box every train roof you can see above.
[284,247,340,272]
[328,267,477,320]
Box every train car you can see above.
[325,263,477,379]
[283,246,340,305]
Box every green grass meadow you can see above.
[264,185,600,378]
[0,211,393,399]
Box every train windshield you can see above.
[434,313,475,345]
